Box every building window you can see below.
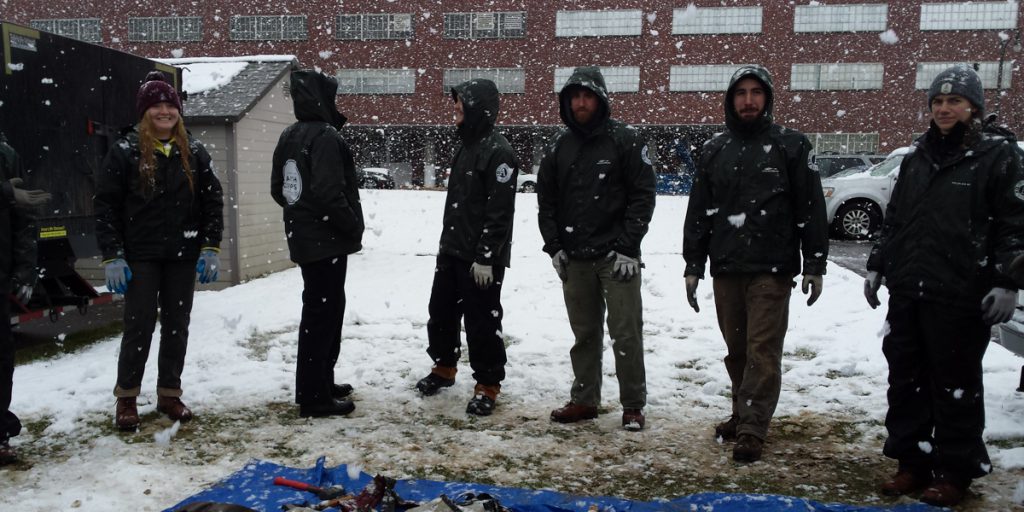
[806,133,880,154]
[920,2,1019,30]
[553,66,640,93]
[128,17,203,42]
[443,68,526,94]
[915,62,1012,89]
[672,7,762,35]
[794,4,888,33]
[230,15,307,41]
[337,69,416,94]
[30,18,102,42]
[669,64,755,92]
[337,13,413,40]
[555,10,642,37]
[443,12,525,39]
[791,63,884,90]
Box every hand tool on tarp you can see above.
[273,476,348,500]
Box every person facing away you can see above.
[537,66,657,432]
[864,64,1024,507]
[271,69,364,419]
[0,133,49,464]
[414,78,518,416]
[682,65,828,462]
[94,70,224,431]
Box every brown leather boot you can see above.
[622,408,645,431]
[714,416,738,441]
[157,396,194,422]
[115,397,140,431]
[733,434,764,462]
[880,467,931,496]
[920,478,969,507]
[550,402,598,423]
[0,440,18,465]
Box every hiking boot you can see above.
[550,402,598,423]
[0,440,17,465]
[622,408,645,431]
[920,478,969,507]
[299,398,355,418]
[331,383,354,399]
[732,434,764,462]
[115,397,140,431]
[416,367,456,396]
[715,416,738,441]
[880,467,931,496]
[466,384,500,416]
[157,396,194,422]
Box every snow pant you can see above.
[295,255,348,406]
[114,260,195,398]
[426,253,507,386]
[713,274,792,441]
[563,256,646,409]
[882,294,992,482]
[0,296,20,443]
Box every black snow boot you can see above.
[331,383,354,399]
[416,367,456,396]
[466,384,500,416]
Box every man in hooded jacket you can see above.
[414,79,518,416]
[537,66,656,431]
[271,70,364,418]
[683,65,828,462]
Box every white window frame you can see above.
[553,66,640,93]
[555,10,643,37]
[920,2,1019,31]
[230,15,308,41]
[30,18,102,42]
[672,6,762,35]
[336,13,413,40]
[794,4,888,33]
[915,62,1013,89]
[128,17,203,42]
[443,12,525,39]
[443,68,526,94]
[791,63,884,91]
[669,65,755,92]
[336,69,416,94]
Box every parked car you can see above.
[821,147,911,240]
[812,153,887,178]
[357,167,396,189]
[655,172,693,195]
[517,173,538,192]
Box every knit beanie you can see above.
[927,64,984,115]
[136,70,182,119]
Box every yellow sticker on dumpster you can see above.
[39,226,67,239]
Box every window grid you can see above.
[337,69,416,94]
[791,63,884,90]
[794,4,888,33]
[555,10,643,37]
[553,67,640,93]
[670,65,755,92]
[128,17,203,42]
[915,62,1013,89]
[30,18,102,42]
[443,12,525,39]
[336,13,413,40]
[443,68,526,94]
[230,15,307,41]
[920,2,1019,30]
[672,7,762,35]
[807,133,880,154]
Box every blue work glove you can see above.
[607,250,639,281]
[196,249,220,284]
[104,258,132,295]
[12,280,32,304]
[981,287,1017,325]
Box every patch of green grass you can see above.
[785,346,818,361]
[15,320,123,365]
[988,437,1024,450]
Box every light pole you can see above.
[995,28,1022,117]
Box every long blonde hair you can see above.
[137,112,194,195]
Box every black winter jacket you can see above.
[94,128,223,262]
[440,79,518,267]
[537,66,656,259]
[867,121,1024,310]
[683,65,828,278]
[271,70,364,265]
[0,135,37,291]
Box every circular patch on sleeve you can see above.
[641,144,652,166]
[496,162,514,184]
[1014,180,1024,201]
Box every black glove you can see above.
[864,271,881,309]
[685,275,700,313]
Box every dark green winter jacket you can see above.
[0,135,37,292]
[683,65,828,279]
[867,121,1024,309]
[440,79,518,267]
[271,70,364,264]
[537,66,657,259]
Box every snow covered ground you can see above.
[3,190,1024,510]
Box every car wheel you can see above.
[833,200,881,240]
[521,182,536,193]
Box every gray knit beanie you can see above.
[927,64,984,115]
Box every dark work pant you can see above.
[426,254,507,386]
[713,274,792,440]
[0,297,20,442]
[296,256,348,405]
[115,260,196,398]
[882,295,992,481]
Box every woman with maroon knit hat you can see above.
[94,70,224,431]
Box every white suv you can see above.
[821,147,911,240]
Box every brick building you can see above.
[4,0,1022,182]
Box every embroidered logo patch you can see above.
[496,163,514,184]
[282,159,302,205]
[1014,180,1024,201]
[641,145,652,166]
[940,82,952,94]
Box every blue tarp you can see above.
[165,458,939,512]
